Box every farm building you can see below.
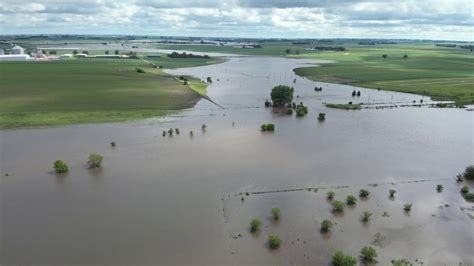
[0,49,4,55]
[11,45,25,55]
[0,55,31,61]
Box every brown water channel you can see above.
[1,57,473,265]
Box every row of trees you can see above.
[53,153,103,174]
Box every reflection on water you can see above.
[1,57,473,265]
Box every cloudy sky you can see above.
[0,0,472,41]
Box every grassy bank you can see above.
[325,103,362,110]
[0,58,213,128]
[293,45,474,105]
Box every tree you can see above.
[321,219,333,232]
[436,184,443,192]
[318,113,326,121]
[403,203,412,212]
[382,54,388,60]
[389,189,397,197]
[463,165,474,180]
[360,246,378,263]
[403,54,408,59]
[352,90,356,97]
[87,153,103,168]
[392,258,412,266]
[114,49,120,55]
[271,85,294,107]
[361,211,372,222]
[73,50,78,55]
[359,189,370,198]
[346,195,357,205]
[250,219,261,233]
[271,208,280,220]
[268,235,282,249]
[327,191,335,200]
[461,186,469,194]
[285,48,291,54]
[207,77,212,83]
[53,160,68,173]
[332,251,357,266]
[332,200,345,212]
[105,50,109,55]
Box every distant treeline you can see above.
[435,44,474,50]
[168,52,210,59]
[358,41,397,45]
[314,46,346,51]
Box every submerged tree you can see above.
[250,219,261,233]
[327,191,335,200]
[332,200,345,213]
[359,189,370,198]
[361,211,372,223]
[360,246,378,263]
[403,203,412,212]
[389,189,397,198]
[346,195,357,205]
[320,219,333,232]
[271,208,281,220]
[53,160,69,174]
[271,85,294,107]
[318,112,326,121]
[268,235,282,249]
[332,251,357,266]
[87,153,103,168]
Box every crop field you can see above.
[293,45,474,105]
[0,58,209,128]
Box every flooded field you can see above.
[1,57,473,265]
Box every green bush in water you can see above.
[53,160,69,174]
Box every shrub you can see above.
[321,219,333,232]
[189,130,194,137]
[271,85,293,107]
[271,208,280,220]
[332,251,357,266]
[361,211,372,222]
[389,189,396,197]
[392,258,412,266]
[265,100,272,107]
[286,108,293,115]
[202,124,207,130]
[168,128,173,135]
[461,186,469,194]
[463,165,474,180]
[162,130,166,137]
[346,195,357,205]
[136,68,146,73]
[403,203,412,212]
[175,128,180,135]
[318,112,326,121]
[110,141,116,147]
[53,160,69,173]
[359,189,370,198]
[436,184,443,192]
[268,235,282,249]
[327,191,335,200]
[87,153,103,168]
[463,193,474,202]
[250,219,261,233]
[455,174,463,182]
[360,246,377,263]
[261,123,275,132]
[332,200,345,212]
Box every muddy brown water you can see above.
[1,57,473,265]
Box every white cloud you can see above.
[0,0,472,41]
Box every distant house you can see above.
[12,45,25,55]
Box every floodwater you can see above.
[1,57,473,265]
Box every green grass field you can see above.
[0,58,214,128]
[293,45,474,105]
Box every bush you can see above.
[389,189,396,197]
[87,153,103,168]
[463,193,474,202]
[268,235,282,249]
[463,165,474,180]
[403,203,412,212]
[318,112,326,121]
[168,128,173,135]
[392,258,412,266]
[250,219,261,233]
[360,246,377,263]
[136,68,146,73]
[359,189,370,198]
[461,186,469,194]
[271,208,280,220]
[327,191,335,200]
[271,85,294,107]
[202,124,207,130]
[436,184,443,192]
[286,108,293,115]
[332,200,345,212]
[261,123,275,132]
[320,219,333,232]
[264,100,272,107]
[332,251,357,266]
[346,195,357,205]
[295,103,308,117]
[361,211,372,222]
[53,160,68,173]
